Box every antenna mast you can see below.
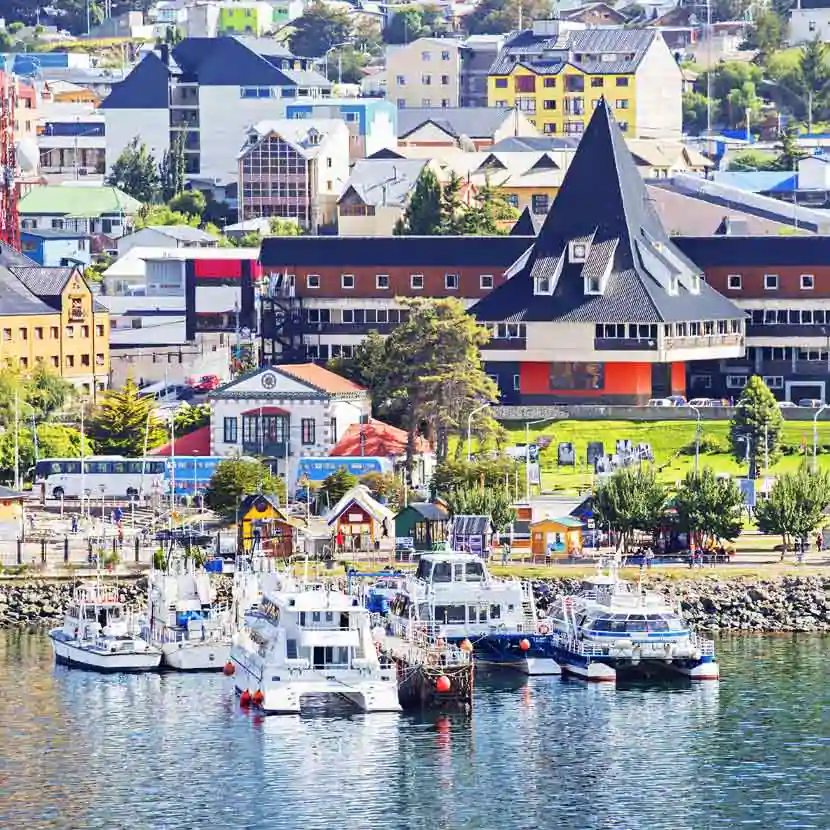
[0,72,19,249]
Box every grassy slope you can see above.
[465,420,830,494]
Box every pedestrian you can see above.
[502,541,510,566]
[71,514,79,534]
[816,532,824,553]
[381,518,389,539]
[28,513,35,532]
[645,548,654,570]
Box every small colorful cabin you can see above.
[238,493,303,559]
[326,485,395,550]
[394,502,450,552]
[530,516,584,561]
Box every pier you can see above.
[378,621,473,712]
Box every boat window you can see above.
[609,615,627,633]
[478,606,488,623]
[325,611,333,622]
[286,639,298,659]
[625,615,647,632]
[464,561,484,582]
[490,604,501,620]
[415,560,431,581]
[432,562,452,583]
[312,611,321,622]
[648,617,669,631]
[85,607,96,619]
[591,618,611,631]
[447,605,465,623]
[662,614,684,630]
[299,612,306,626]
[108,607,122,620]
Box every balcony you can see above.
[664,333,743,350]
[594,337,657,351]
[242,440,287,458]
[485,336,527,350]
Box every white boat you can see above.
[387,550,561,676]
[144,561,233,671]
[230,583,401,714]
[50,581,161,672]
[548,560,720,683]
[230,553,296,629]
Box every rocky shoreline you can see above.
[1,574,830,632]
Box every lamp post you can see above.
[689,404,702,474]
[524,417,557,501]
[466,403,490,462]
[323,42,351,84]
[813,404,829,472]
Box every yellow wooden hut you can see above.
[530,516,584,561]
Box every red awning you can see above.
[241,406,289,416]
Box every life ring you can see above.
[537,623,550,635]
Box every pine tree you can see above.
[439,172,467,234]
[463,176,518,234]
[106,138,160,204]
[205,457,285,520]
[729,376,784,479]
[159,133,186,202]
[394,168,442,235]
[86,379,166,456]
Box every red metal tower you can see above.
[0,72,19,250]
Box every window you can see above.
[565,76,584,92]
[421,51,431,61]
[480,274,494,289]
[445,273,459,290]
[81,354,90,367]
[18,327,27,340]
[421,98,432,107]
[801,274,815,290]
[442,50,451,60]
[307,274,320,288]
[342,309,355,324]
[301,418,315,445]
[395,75,406,85]
[618,121,628,132]
[515,75,536,93]
[66,355,75,368]
[50,326,59,339]
[50,356,58,368]
[441,75,450,85]
[66,325,74,338]
[591,77,604,87]
[376,274,389,290]
[411,274,424,290]
[1,328,9,341]
[763,376,784,389]
[341,273,355,289]
[764,274,779,290]
[330,417,337,443]
[495,78,508,88]
[441,98,450,107]
[615,99,629,109]
[95,353,104,366]
[19,357,27,369]
[223,417,238,444]
[531,194,549,215]
[131,319,142,329]
[616,77,629,87]
[34,327,43,339]
[727,274,741,290]
[421,74,432,85]
[96,324,104,337]
[81,325,89,338]
[397,99,406,108]
[726,375,747,389]
[543,100,557,110]
[543,123,557,134]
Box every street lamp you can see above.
[812,403,829,472]
[323,42,351,84]
[524,417,557,500]
[688,404,702,473]
[466,403,490,462]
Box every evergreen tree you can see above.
[394,168,442,235]
[159,133,187,203]
[439,172,467,234]
[289,0,353,56]
[106,137,160,204]
[463,176,518,234]
[86,378,166,456]
[775,126,808,170]
[205,457,285,520]
[320,467,358,506]
[729,376,784,479]
[168,189,206,219]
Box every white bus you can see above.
[34,457,167,500]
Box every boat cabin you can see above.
[63,583,128,640]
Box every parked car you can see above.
[688,397,714,408]
[647,398,673,407]
[193,374,221,393]
[666,395,688,407]
[777,400,798,409]
[798,398,824,408]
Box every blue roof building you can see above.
[19,229,92,269]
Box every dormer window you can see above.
[534,276,551,294]
[585,276,601,294]
[570,241,588,262]
[690,274,700,294]
[307,128,321,145]
[668,275,679,295]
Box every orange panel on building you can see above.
[519,362,652,400]
[670,362,686,395]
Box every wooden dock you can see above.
[378,625,473,712]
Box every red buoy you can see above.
[435,675,451,693]
[460,639,473,653]
[223,662,235,676]
[252,690,264,706]
[519,638,531,652]
[240,690,252,707]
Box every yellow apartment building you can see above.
[487,21,681,140]
[0,265,109,397]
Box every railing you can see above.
[594,337,658,351]
[664,333,743,350]
[386,617,471,667]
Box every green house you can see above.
[394,503,450,552]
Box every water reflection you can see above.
[0,634,828,829]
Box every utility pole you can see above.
[13,390,19,491]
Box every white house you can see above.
[208,364,372,477]
[790,0,830,45]
[116,225,218,256]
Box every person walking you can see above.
[71,514,79,534]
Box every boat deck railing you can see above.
[385,618,471,667]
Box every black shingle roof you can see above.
[471,101,744,324]
[10,266,74,300]
[259,235,534,268]
[408,503,450,521]
[510,207,543,236]
[675,236,830,267]
[0,267,59,316]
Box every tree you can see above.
[439,172,467,234]
[383,298,498,470]
[394,168,442,235]
[463,176,518,234]
[158,133,186,202]
[729,376,784,478]
[743,11,783,59]
[776,126,808,170]
[725,81,761,129]
[269,217,302,236]
[328,330,398,420]
[360,471,404,508]
[320,467,358,506]
[430,457,518,500]
[0,423,86,483]
[173,403,210,437]
[462,0,555,34]
[443,485,516,533]
[289,1,353,56]
[26,365,73,419]
[205,457,286,520]
[683,91,713,136]
[86,379,166,455]
[593,467,667,554]
[134,204,198,229]
[328,46,370,85]
[673,468,744,550]
[106,137,160,203]
[168,189,206,220]
[755,466,830,549]
[728,150,780,172]
[383,7,426,44]
[797,37,830,125]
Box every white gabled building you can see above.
[208,364,372,476]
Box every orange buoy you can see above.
[460,639,473,652]
[435,675,451,693]
[252,690,264,706]
[519,638,531,652]
[223,661,235,676]
[240,690,252,707]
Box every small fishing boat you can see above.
[547,559,719,682]
[230,582,401,714]
[386,549,561,675]
[144,559,233,671]
[50,581,161,672]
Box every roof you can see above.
[398,107,514,140]
[8,266,76,300]
[0,484,25,499]
[470,100,744,325]
[0,267,59,316]
[259,235,534,269]
[150,425,211,456]
[531,516,584,528]
[451,515,491,535]
[18,186,142,217]
[490,27,657,76]
[674,236,830,268]
[243,118,346,160]
[402,502,450,522]
[490,136,578,152]
[275,363,366,394]
[145,225,217,243]
[338,158,427,208]
[561,3,628,24]
[330,419,432,458]
[711,171,795,193]
[19,228,90,240]
[0,240,37,269]
[510,206,544,236]
[326,485,395,526]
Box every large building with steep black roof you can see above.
[469,100,745,404]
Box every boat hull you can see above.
[555,650,719,683]
[50,631,162,673]
[449,634,562,676]
[161,640,231,671]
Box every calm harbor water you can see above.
[1,633,829,830]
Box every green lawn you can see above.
[468,420,830,494]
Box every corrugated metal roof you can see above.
[398,107,515,139]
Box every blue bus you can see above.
[292,456,392,496]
